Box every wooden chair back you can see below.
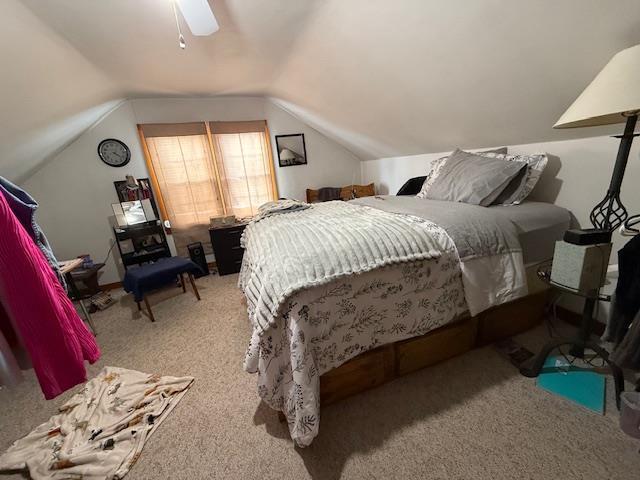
[306,183,375,203]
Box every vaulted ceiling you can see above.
[3,0,640,182]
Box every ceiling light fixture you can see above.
[171,1,187,49]
[176,0,219,36]
[171,0,218,49]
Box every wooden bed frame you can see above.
[273,270,549,422]
[306,183,375,203]
[317,289,548,406]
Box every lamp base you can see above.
[590,114,638,231]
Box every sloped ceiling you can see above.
[1,0,122,182]
[3,0,640,182]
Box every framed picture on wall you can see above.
[275,134,307,167]
[113,177,160,219]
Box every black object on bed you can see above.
[396,176,427,196]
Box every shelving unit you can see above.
[112,221,171,270]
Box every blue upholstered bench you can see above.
[123,257,202,322]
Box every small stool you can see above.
[123,257,202,322]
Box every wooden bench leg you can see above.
[143,295,155,322]
[136,301,141,311]
[188,273,201,301]
[179,273,186,293]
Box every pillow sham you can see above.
[416,146,507,198]
[425,149,527,206]
[480,152,548,205]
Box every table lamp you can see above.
[554,43,640,232]
[125,175,139,190]
[279,148,297,166]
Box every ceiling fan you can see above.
[172,0,219,49]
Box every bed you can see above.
[240,195,571,446]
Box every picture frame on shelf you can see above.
[113,177,159,219]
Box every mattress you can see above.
[351,195,571,269]
[488,201,572,265]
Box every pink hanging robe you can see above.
[0,190,100,399]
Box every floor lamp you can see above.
[554,44,640,231]
[520,44,640,406]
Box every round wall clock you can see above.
[98,138,131,167]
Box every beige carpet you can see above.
[1,274,639,479]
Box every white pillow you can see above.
[480,152,548,205]
[416,147,508,199]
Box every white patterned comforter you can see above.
[239,201,449,335]
[244,257,466,447]
[242,198,526,446]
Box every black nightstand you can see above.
[209,223,247,275]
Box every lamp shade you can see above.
[279,148,297,160]
[125,175,138,190]
[554,44,640,129]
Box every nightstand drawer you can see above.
[228,244,244,260]
[209,223,247,275]
[223,226,245,238]
[217,257,244,276]
[211,226,243,239]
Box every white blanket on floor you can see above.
[0,367,193,480]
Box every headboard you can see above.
[396,176,427,196]
[306,183,375,203]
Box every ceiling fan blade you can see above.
[176,0,219,36]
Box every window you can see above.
[210,121,278,219]
[139,121,278,255]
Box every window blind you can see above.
[138,121,278,256]
[209,121,278,218]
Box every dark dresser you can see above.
[209,223,247,275]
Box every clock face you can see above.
[98,139,131,167]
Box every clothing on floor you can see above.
[0,176,65,289]
[0,189,100,399]
[0,367,194,480]
[603,234,640,369]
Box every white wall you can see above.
[22,96,361,285]
[264,100,362,200]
